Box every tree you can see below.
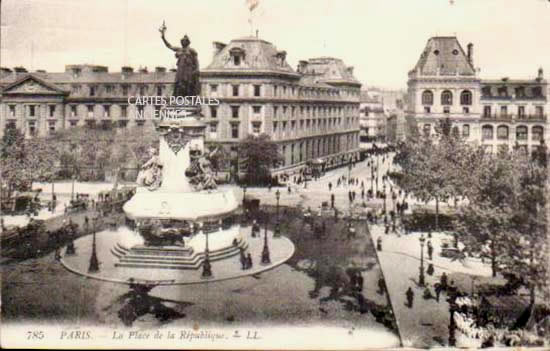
[456,149,548,300]
[393,118,476,230]
[456,150,521,277]
[237,134,282,185]
[0,128,29,199]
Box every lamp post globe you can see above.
[274,189,281,237]
[419,233,426,286]
[261,217,271,265]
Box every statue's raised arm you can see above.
[159,21,177,51]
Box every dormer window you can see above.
[229,47,245,67]
[72,68,81,78]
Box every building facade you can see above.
[0,36,361,176]
[201,37,361,175]
[359,90,386,142]
[406,36,548,154]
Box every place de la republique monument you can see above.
[61,23,295,286]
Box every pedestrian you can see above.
[246,253,253,269]
[384,225,389,234]
[427,240,433,260]
[440,272,448,290]
[331,193,335,209]
[356,273,364,291]
[406,287,414,308]
[378,276,385,295]
[288,185,291,194]
[377,236,382,251]
[427,263,434,276]
[361,189,364,199]
[434,283,441,302]
[328,182,332,192]
[239,249,247,270]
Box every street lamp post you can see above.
[370,165,374,196]
[383,183,387,214]
[88,217,100,273]
[348,160,352,185]
[202,225,212,278]
[274,189,281,238]
[419,233,426,286]
[242,184,247,208]
[261,216,271,265]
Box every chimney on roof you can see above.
[14,66,28,73]
[1,67,12,74]
[213,41,226,57]
[35,69,46,73]
[92,66,108,73]
[169,68,177,72]
[537,67,544,80]
[467,43,474,65]
[138,67,148,73]
[155,66,166,73]
[346,66,354,76]
[122,66,134,74]
[297,60,309,74]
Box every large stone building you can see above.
[406,36,548,154]
[0,36,361,175]
[359,90,386,142]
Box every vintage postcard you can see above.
[1,0,549,349]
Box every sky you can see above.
[1,0,550,89]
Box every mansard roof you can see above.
[204,36,298,77]
[411,36,476,77]
[300,57,361,87]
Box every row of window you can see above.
[481,125,544,141]
[7,103,360,121]
[66,82,360,100]
[422,90,472,106]
[280,134,359,166]
[482,105,545,119]
[423,106,470,114]
[481,85,544,98]
[72,84,165,97]
[211,83,358,99]
[272,118,353,135]
[422,123,544,141]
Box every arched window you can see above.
[532,126,544,141]
[497,125,509,140]
[441,90,453,105]
[516,126,528,140]
[460,90,472,105]
[422,90,433,105]
[462,124,470,137]
[482,125,494,140]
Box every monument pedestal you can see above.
[118,106,243,271]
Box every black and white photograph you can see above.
[0,0,549,349]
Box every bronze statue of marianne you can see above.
[159,21,201,99]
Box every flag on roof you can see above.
[246,0,259,11]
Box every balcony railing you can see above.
[481,94,547,101]
[481,114,547,122]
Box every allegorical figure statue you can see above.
[136,147,163,191]
[185,147,218,191]
[159,22,201,99]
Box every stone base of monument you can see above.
[60,225,295,286]
[111,237,248,270]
